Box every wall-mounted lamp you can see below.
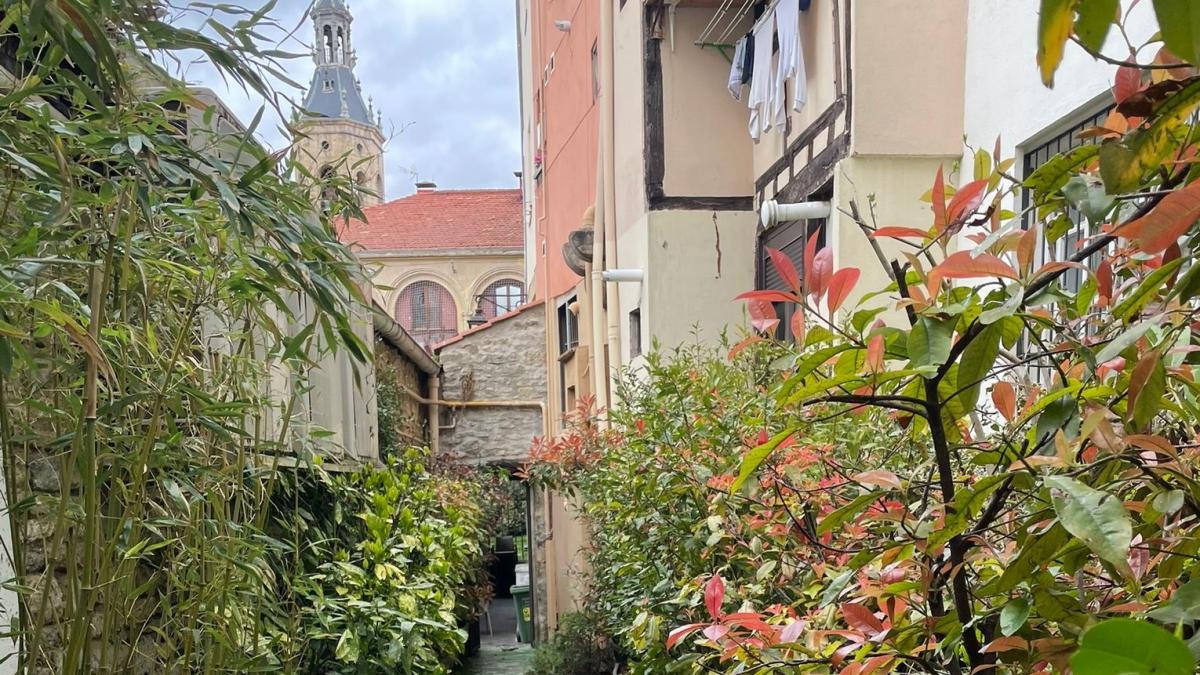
[759,200,832,229]
[554,19,572,31]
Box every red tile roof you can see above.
[339,188,523,252]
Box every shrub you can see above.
[271,449,486,674]
[528,611,618,675]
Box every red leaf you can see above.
[1033,260,1088,276]
[1017,225,1038,275]
[866,333,885,373]
[735,289,801,303]
[854,469,900,490]
[779,620,805,644]
[934,251,1018,281]
[728,335,766,360]
[826,268,861,314]
[702,624,730,641]
[840,603,885,637]
[946,179,988,227]
[1114,65,1142,104]
[767,247,802,294]
[810,248,833,299]
[667,623,706,649]
[790,309,806,344]
[1097,259,1114,307]
[804,227,823,285]
[992,381,1016,422]
[931,166,947,233]
[871,226,930,240]
[705,575,725,619]
[1117,178,1200,253]
[747,299,779,335]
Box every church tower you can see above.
[295,0,386,206]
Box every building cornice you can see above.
[356,247,524,259]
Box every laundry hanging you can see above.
[727,36,748,100]
[746,9,775,141]
[772,0,807,128]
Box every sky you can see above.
[176,0,523,200]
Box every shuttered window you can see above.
[757,186,830,342]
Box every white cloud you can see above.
[175,0,521,199]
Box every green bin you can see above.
[510,584,533,643]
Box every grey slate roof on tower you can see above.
[301,0,377,126]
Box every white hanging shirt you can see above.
[747,10,776,142]
[772,0,807,128]
[728,36,748,101]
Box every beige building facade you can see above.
[518,0,969,633]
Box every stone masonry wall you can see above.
[436,306,546,465]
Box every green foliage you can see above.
[528,612,618,675]
[288,449,486,675]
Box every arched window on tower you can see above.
[323,25,334,63]
[477,279,525,320]
[396,281,458,350]
[319,165,335,212]
[336,27,345,64]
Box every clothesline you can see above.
[694,0,772,47]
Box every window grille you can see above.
[478,279,525,320]
[1021,106,1111,293]
[396,281,458,350]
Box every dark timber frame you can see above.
[642,1,753,212]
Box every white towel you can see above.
[728,36,748,101]
[747,11,776,142]
[772,0,807,128]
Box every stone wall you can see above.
[375,339,430,449]
[436,305,546,465]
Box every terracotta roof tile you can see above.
[339,188,523,252]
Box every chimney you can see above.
[415,181,437,193]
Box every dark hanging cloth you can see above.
[740,31,754,84]
[799,0,811,10]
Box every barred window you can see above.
[396,281,458,350]
[478,279,525,320]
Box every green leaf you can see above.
[1153,0,1200,65]
[954,323,1003,411]
[1074,0,1119,52]
[1045,476,1133,577]
[1148,579,1200,624]
[1000,597,1031,637]
[1152,489,1186,515]
[1062,175,1115,224]
[1099,78,1200,193]
[1095,321,1157,365]
[1025,145,1101,201]
[1130,353,1167,430]
[1037,0,1076,86]
[819,569,855,608]
[1112,258,1184,321]
[817,491,881,536]
[907,316,956,373]
[980,283,1023,325]
[1070,618,1194,675]
[731,427,797,492]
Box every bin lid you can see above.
[509,584,530,594]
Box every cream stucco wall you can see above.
[852,0,966,157]
[360,250,525,332]
[963,0,1155,174]
[660,8,754,198]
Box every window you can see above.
[557,295,579,355]
[319,165,335,213]
[1021,105,1112,293]
[629,308,642,358]
[478,279,525,320]
[757,183,831,342]
[323,25,334,63]
[396,281,459,350]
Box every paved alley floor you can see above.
[459,596,533,674]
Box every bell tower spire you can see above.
[295,0,386,206]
